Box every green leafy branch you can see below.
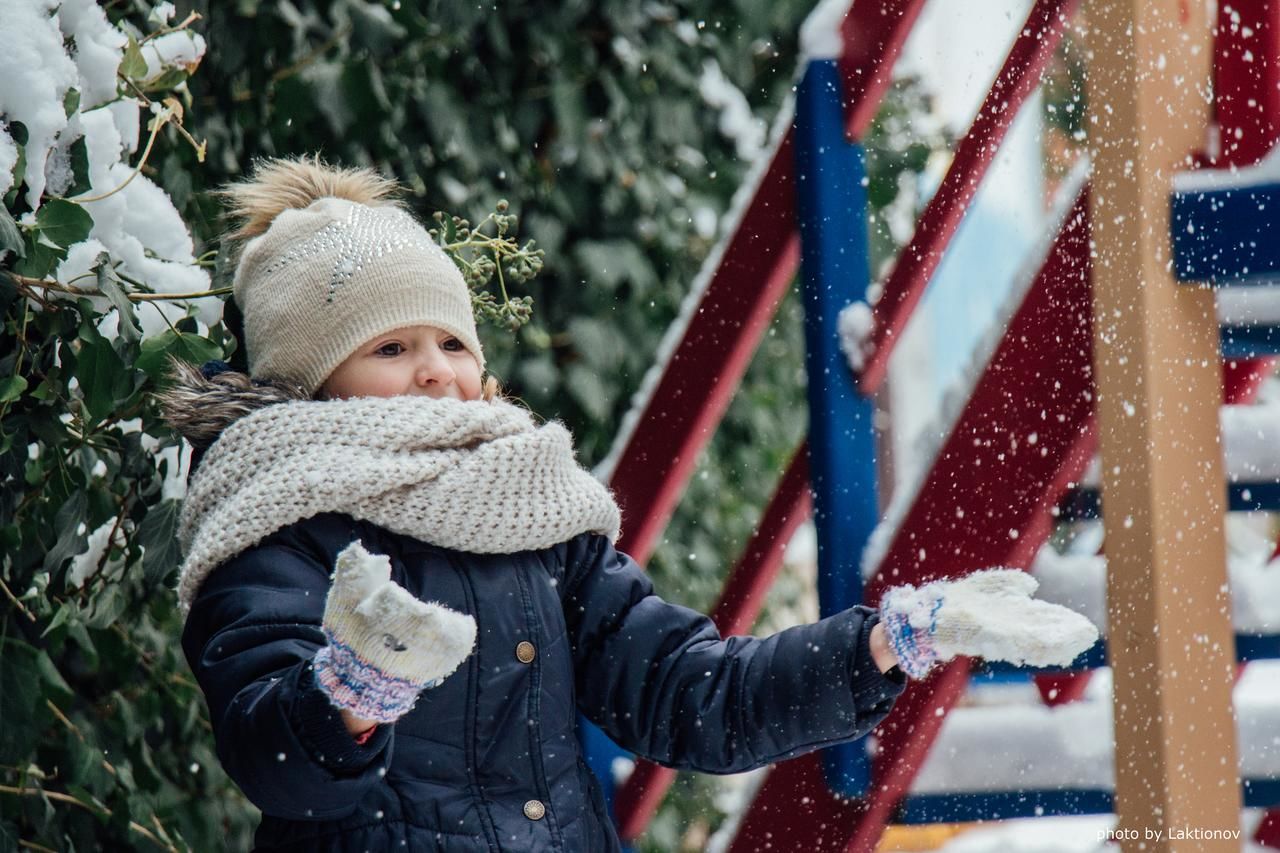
[430,200,542,332]
[0,780,176,851]
[7,271,231,306]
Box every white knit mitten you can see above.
[313,540,477,723]
[880,568,1099,679]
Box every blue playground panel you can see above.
[1171,180,1280,285]
[1221,324,1280,358]
[1058,483,1280,518]
[897,790,1114,823]
[897,781,1280,823]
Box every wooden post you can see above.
[1084,0,1242,849]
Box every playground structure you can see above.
[585,0,1280,850]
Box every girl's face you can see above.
[321,324,482,401]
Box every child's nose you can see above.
[415,348,456,387]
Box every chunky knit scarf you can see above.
[176,395,622,612]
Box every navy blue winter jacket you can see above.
[182,511,905,851]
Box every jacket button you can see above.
[523,799,546,821]
[515,641,536,664]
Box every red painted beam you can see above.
[609,155,800,565]
[730,184,1096,853]
[840,0,931,138]
[705,447,815,638]
[1215,0,1280,567]
[607,0,927,565]
[1215,18,1280,823]
[1218,9,1280,836]
[614,447,813,841]
[727,663,973,853]
[858,0,1080,393]
[1214,0,1280,165]
[1034,672,1092,706]
[1255,812,1280,850]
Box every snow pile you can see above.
[935,815,1116,853]
[907,662,1280,851]
[57,0,130,108]
[914,661,1280,794]
[1032,519,1280,634]
[914,699,1114,794]
[837,300,874,372]
[140,30,207,84]
[1223,403,1280,481]
[798,0,854,61]
[0,0,80,205]
[1172,136,1280,194]
[1217,287,1280,326]
[66,518,128,589]
[0,132,17,192]
[1074,403,1280,484]
[0,0,217,337]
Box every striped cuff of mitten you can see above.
[880,602,940,680]
[313,630,435,723]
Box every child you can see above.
[162,157,1097,852]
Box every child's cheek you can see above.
[374,370,409,398]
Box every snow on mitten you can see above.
[313,540,477,723]
[880,568,1099,679]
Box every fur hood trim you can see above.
[154,357,309,451]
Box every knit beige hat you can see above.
[226,158,484,396]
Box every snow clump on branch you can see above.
[0,0,215,338]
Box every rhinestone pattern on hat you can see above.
[261,205,439,304]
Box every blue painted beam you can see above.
[897,780,1280,823]
[793,57,880,799]
[1172,178,1280,284]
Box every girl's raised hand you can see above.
[313,540,477,723]
[879,568,1099,679]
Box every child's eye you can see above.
[442,338,463,352]
[375,342,404,357]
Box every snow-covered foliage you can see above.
[0,0,215,337]
[698,58,767,163]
